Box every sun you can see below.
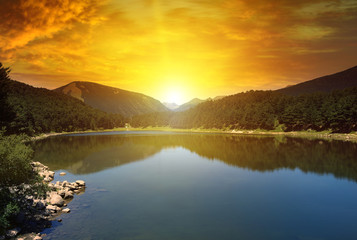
[165,90,183,104]
[159,75,190,105]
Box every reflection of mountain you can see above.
[32,133,357,181]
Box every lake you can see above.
[32,131,357,240]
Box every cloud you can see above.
[1,0,357,101]
[0,0,104,53]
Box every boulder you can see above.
[48,171,55,178]
[59,172,66,176]
[46,205,57,212]
[58,190,65,197]
[6,228,21,238]
[64,190,74,199]
[49,193,64,207]
[43,176,52,182]
[75,180,85,186]
[62,208,71,213]
[62,181,68,187]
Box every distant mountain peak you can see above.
[163,102,180,110]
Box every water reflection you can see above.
[32,132,357,181]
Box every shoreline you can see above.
[2,162,86,240]
[31,127,357,143]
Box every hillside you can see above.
[176,98,206,112]
[163,102,179,110]
[175,96,226,112]
[131,88,357,133]
[54,81,168,117]
[0,66,124,135]
[276,65,357,95]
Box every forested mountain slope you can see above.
[0,65,124,135]
[54,81,169,117]
[276,65,357,95]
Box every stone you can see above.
[62,181,68,187]
[59,172,66,176]
[46,205,57,212]
[43,177,51,182]
[64,190,74,199]
[6,228,21,238]
[49,193,64,207]
[48,171,55,178]
[34,236,42,240]
[62,208,71,213]
[75,180,85,186]
[58,190,65,197]
[35,200,46,210]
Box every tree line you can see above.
[131,88,357,133]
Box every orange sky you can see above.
[1,0,357,104]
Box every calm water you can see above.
[32,131,357,240]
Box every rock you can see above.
[6,228,21,238]
[64,190,74,199]
[57,218,62,222]
[75,180,85,186]
[48,171,55,178]
[46,205,57,212]
[58,190,65,197]
[62,181,68,187]
[43,177,51,182]
[35,200,46,210]
[34,236,42,240]
[62,208,71,213]
[32,161,42,167]
[49,192,64,207]
[59,172,66,176]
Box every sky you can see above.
[0,0,357,104]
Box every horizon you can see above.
[1,0,357,104]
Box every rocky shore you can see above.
[1,162,86,240]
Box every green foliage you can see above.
[0,131,47,233]
[0,130,34,186]
[131,88,357,133]
[0,200,19,232]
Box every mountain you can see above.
[0,76,124,135]
[175,96,226,112]
[276,65,357,95]
[163,102,180,110]
[212,96,226,101]
[54,81,169,117]
[175,98,206,112]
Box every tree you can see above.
[0,130,47,233]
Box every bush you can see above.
[0,130,47,234]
